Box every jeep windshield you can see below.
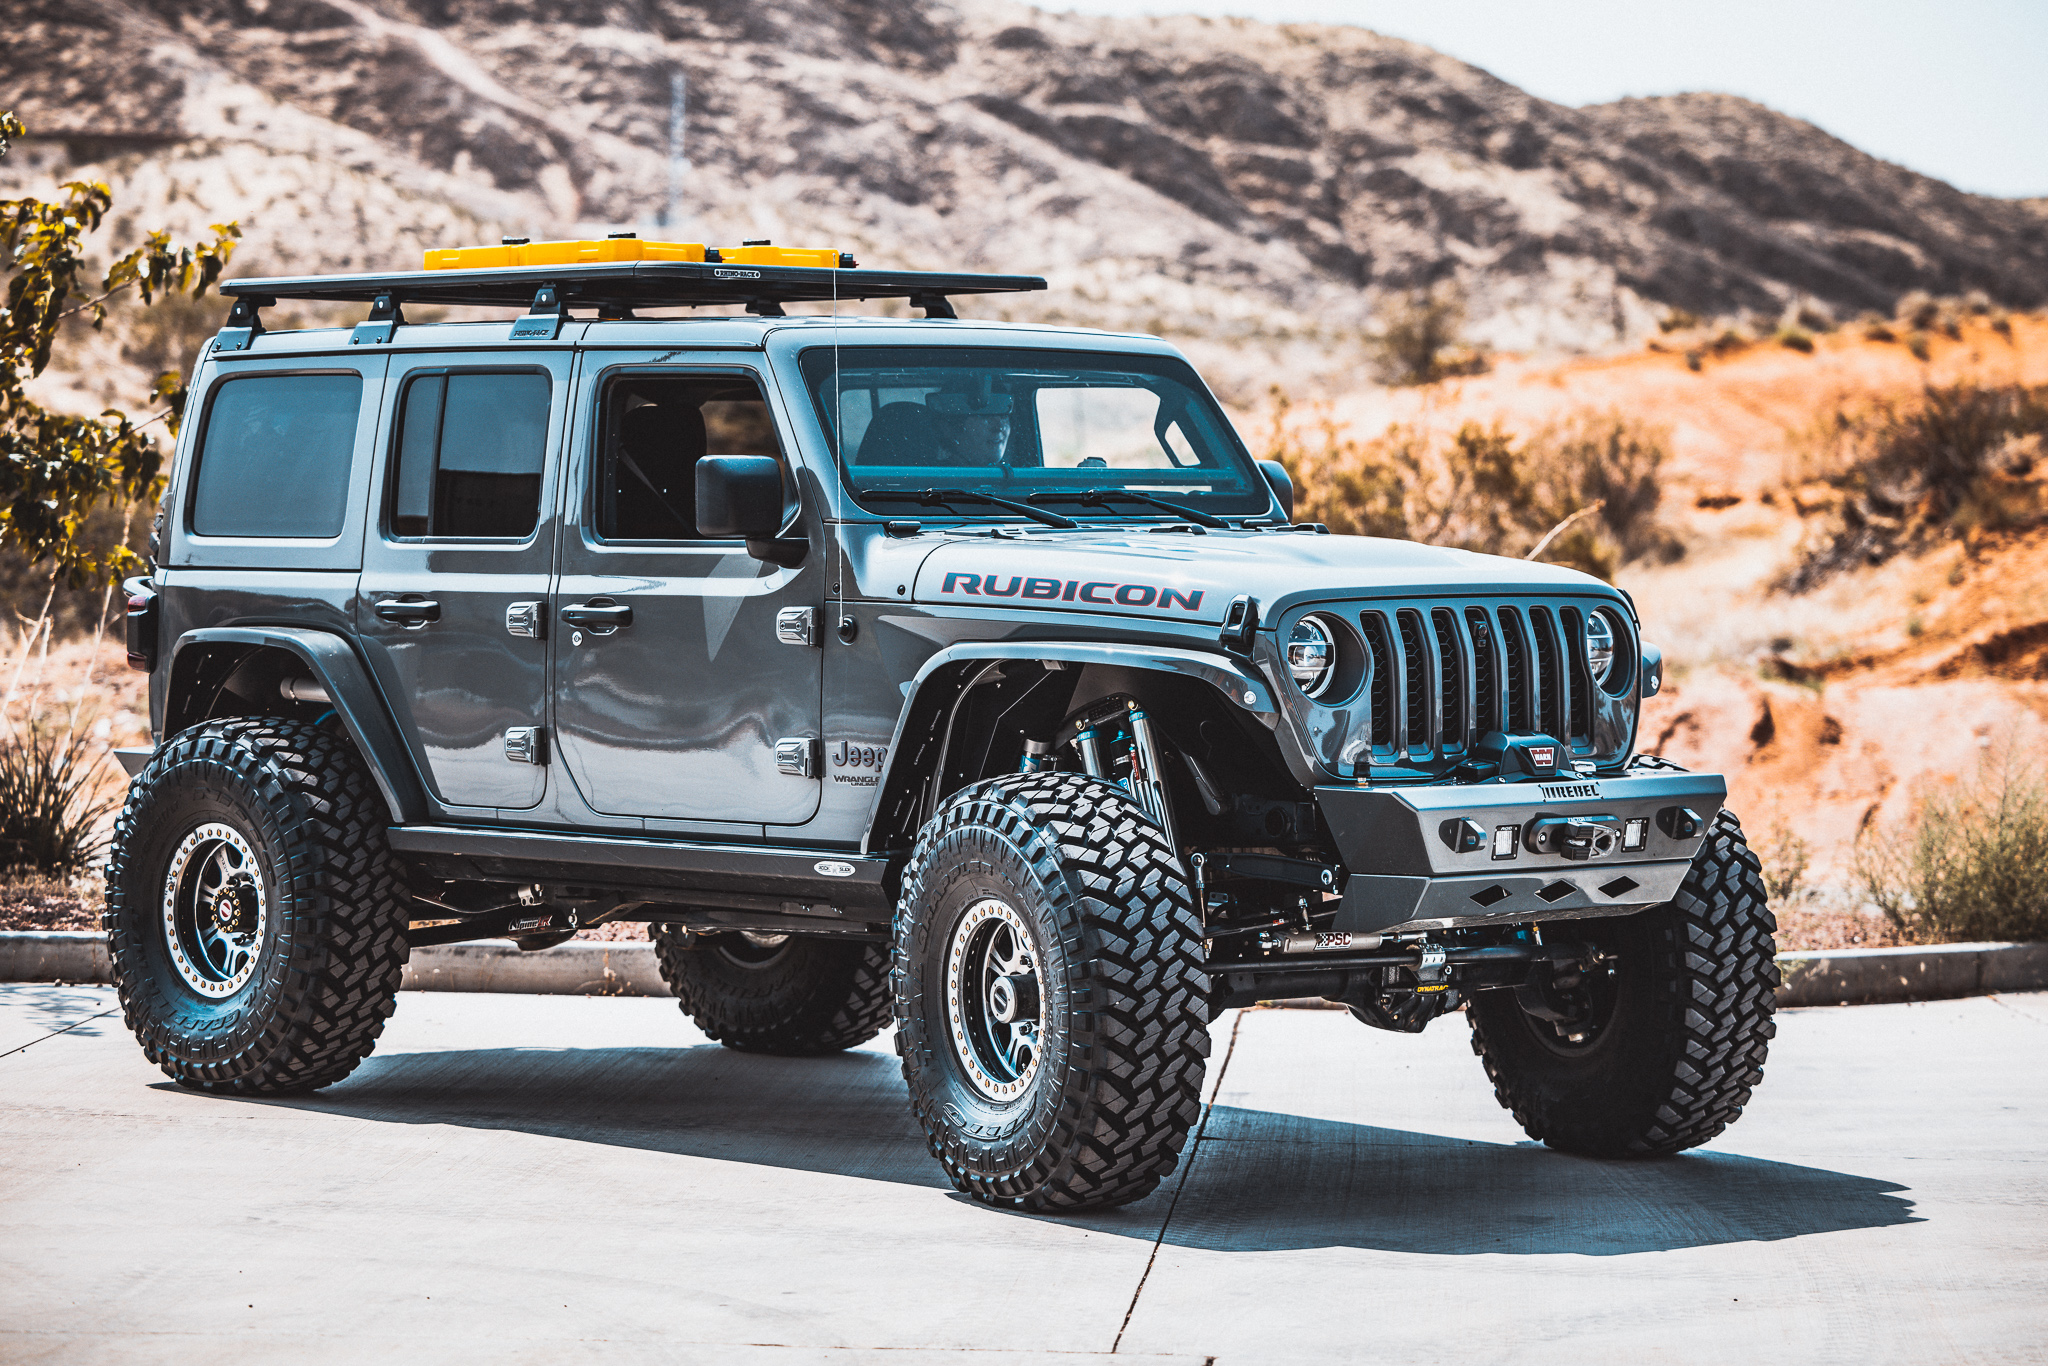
[798,346,1272,521]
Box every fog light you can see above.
[1491,825,1520,860]
[1623,817,1648,851]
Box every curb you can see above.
[1774,941,2048,1008]
[3,932,2044,1007]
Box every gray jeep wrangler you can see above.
[110,246,1776,1212]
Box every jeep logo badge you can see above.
[814,860,856,878]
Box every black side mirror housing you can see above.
[1257,459,1294,523]
[696,456,805,566]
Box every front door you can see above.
[549,360,823,826]
[357,350,570,810]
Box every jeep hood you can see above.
[909,530,1616,626]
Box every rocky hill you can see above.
[6,0,2046,363]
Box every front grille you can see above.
[1350,597,1631,773]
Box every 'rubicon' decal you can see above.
[940,572,1203,611]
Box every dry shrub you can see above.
[1856,746,2048,944]
[0,720,117,873]
[1266,396,1677,579]
[1368,283,1489,386]
[1781,380,2048,590]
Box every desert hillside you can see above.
[5,0,2046,388]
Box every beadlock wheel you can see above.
[944,898,1044,1102]
[160,823,268,998]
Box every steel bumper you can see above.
[1314,770,1728,936]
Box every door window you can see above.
[595,373,782,541]
[190,372,363,538]
[389,370,551,539]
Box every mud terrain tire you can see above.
[1468,807,1779,1156]
[894,771,1211,1211]
[651,928,892,1055]
[105,718,409,1093]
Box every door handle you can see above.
[559,601,633,633]
[375,597,440,627]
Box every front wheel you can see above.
[104,718,409,1093]
[894,772,1211,1211]
[1468,807,1779,1156]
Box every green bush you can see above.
[1368,284,1489,386]
[1857,748,2048,944]
[0,721,117,873]
[1266,399,1677,579]
[1783,380,2048,589]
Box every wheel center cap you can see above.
[989,973,1037,1023]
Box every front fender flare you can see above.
[168,627,427,825]
[862,640,1276,854]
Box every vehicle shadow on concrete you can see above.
[198,1041,1919,1256]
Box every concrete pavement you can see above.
[3,984,2044,1364]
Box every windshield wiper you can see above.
[1028,488,1228,529]
[862,488,1079,530]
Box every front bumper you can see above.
[1315,770,1728,935]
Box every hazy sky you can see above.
[1054,0,2048,199]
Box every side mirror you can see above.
[696,456,805,566]
[1257,459,1294,523]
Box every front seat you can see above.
[612,402,707,539]
[854,402,938,465]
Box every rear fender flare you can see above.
[166,627,426,825]
[862,641,1277,855]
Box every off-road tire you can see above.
[105,718,409,1093]
[650,928,892,1055]
[1468,807,1778,1156]
[894,772,1211,1211]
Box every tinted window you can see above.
[191,373,362,538]
[390,371,551,539]
[595,373,780,541]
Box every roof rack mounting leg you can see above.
[350,291,406,346]
[911,292,957,320]
[509,285,567,341]
[746,298,788,317]
[213,293,273,354]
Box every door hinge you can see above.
[775,606,818,647]
[504,727,547,765]
[505,601,544,639]
[775,737,819,778]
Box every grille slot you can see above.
[1531,607,1564,740]
[1561,607,1593,743]
[1466,607,1500,735]
[1431,608,1464,750]
[1396,610,1428,754]
[1499,607,1531,733]
[1359,611,1396,750]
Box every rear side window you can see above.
[190,373,363,538]
[390,371,552,539]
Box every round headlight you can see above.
[1585,611,1617,684]
[1287,616,1335,698]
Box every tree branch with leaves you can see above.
[1,110,239,587]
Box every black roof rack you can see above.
[218,262,1046,314]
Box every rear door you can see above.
[549,356,823,827]
[356,351,571,811]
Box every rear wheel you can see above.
[1468,807,1779,1156]
[650,927,892,1055]
[105,718,409,1093]
[894,772,1210,1211]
